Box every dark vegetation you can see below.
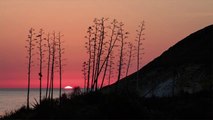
[83,18,145,92]
[25,28,65,108]
[1,89,212,119]
[25,18,144,110]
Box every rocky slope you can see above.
[103,25,213,97]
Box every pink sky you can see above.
[0,0,212,88]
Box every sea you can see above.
[0,88,73,117]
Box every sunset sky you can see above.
[0,0,212,88]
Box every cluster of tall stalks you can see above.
[25,28,65,109]
[83,18,145,92]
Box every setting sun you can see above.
[64,86,73,90]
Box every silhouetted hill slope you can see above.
[144,25,212,69]
[103,25,213,97]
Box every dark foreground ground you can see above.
[1,90,212,119]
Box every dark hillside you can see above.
[1,91,212,119]
[144,24,212,69]
[103,25,213,97]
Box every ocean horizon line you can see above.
[0,88,87,91]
